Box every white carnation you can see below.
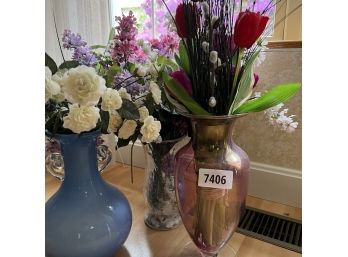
[138,106,149,122]
[52,69,68,83]
[118,88,132,101]
[101,88,123,112]
[108,111,123,133]
[51,69,68,102]
[61,65,106,106]
[140,116,161,143]
[63,104,100,134]
[118,120,137,139]
[150,82,162,105]
[45,67,61,103]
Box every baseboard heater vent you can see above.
[236,207,302,253]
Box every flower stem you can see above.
[130,141,135,184]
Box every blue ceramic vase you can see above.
[45,130,132,257]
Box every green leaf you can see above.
[100,110,110,134]
[163,73,211,116]
[117,138,131,148]
[233,83,301,114]
[229,49,260,115]
[58,60,80,70]
[90,45,106,49]
[179,40,191,75]
[116,131,139,148]
[45,53,58,74]
[127,62,137,73]
[157,55,178,71]
[174,53,183,68]
[118,99,140,120]
[106,64,121,86]
[144,93,155,115]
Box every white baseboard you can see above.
[248,162,301,208]
[114,141,302,208]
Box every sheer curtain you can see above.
[45,0,111,65]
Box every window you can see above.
[109,0,301,43]
[109,0,180,40]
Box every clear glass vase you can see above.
[174,115,250,257]
[143,137,188,230]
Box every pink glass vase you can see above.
[174,115,250,257]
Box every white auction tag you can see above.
[198,168,234,189]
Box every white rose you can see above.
[63,104,100,134]
[140,116,161,143]
[118,87,132,101]
[138,106,149,122]
[150,82,162,105]
[45,67,61,103]
[61,65,106,106]
[108,111,123,133]
[101,88,123,112]
[118,120,137,139]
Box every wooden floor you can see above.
[45,163,302,257]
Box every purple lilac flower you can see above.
[62,29,96,66]
[111,11,139,64]
[113,70,148,97]
[72,46,97,66]
[62,29,87,49]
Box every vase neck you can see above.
[189,117,237,150]
[54,131,102,186]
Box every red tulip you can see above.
[233,10,269,49]
[175,3,198,38]
[170,70,193,96]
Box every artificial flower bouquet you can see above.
[159,0,301,117]
[45,12,164,144]
[153,0,302,252]
[45,10,192,181]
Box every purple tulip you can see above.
[170,70,193,96]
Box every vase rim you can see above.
[150,135,187,144]
[179,113,247,121]
[45,129,101,140]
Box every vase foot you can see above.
[172,241,237,257]
[144,213,182,231]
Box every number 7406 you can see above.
[204,174,226,185]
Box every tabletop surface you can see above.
[45,163,301,257]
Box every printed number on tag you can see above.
[198,168,233,189]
